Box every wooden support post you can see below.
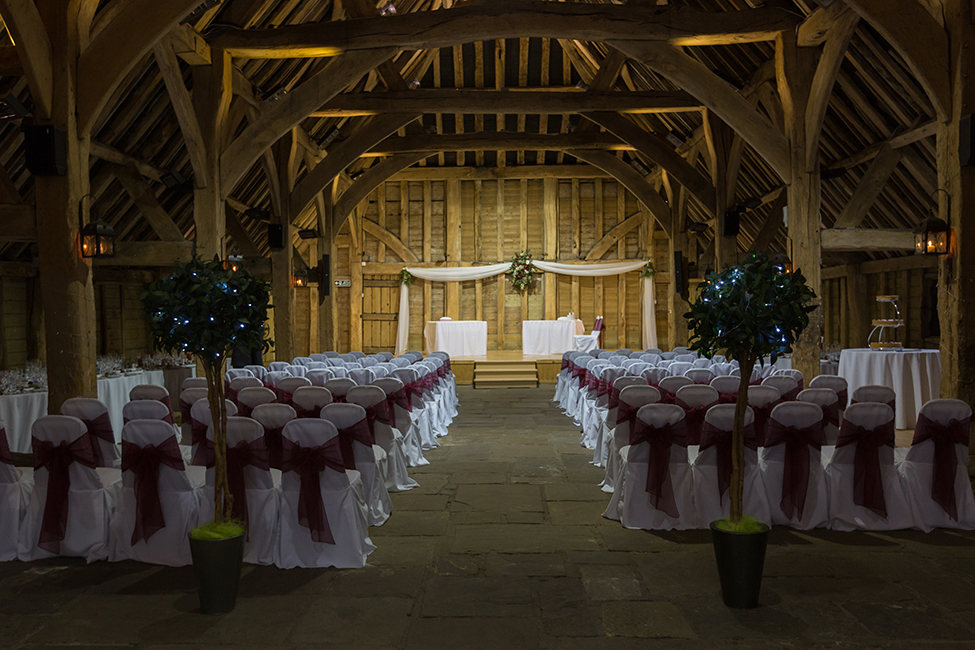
[422,181,432,328]
[668,206,690,350]
[445,179,461,319]
[705,111,738,270]
[777,32,822,383]
[350,229,363,353]
[192,48,231,260]
[33,5,97,410]
[496,180,506,349]
[317,190,337,352]
[543,178,558,319]
[846,264,870,348]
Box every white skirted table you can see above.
[0,366,196,453]
[522,320,584,355]
[837,348,941,429]
[424,320,487,357]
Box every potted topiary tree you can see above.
[685,252,815,609]
[141,257,271,614]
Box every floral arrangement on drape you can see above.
[507,250,536,292]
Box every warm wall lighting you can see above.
[771,253,792,274]
[79,196,114,258]
[914,217,950,255]
[293,268,309,288]
[225,254,243,272]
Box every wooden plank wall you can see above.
[1,277,28,369]
[327,178,660,354]
[93,280,151,361]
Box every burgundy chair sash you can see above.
[362,402,393,439]
[700,421,758,504]
[0,427,12,465]
[628,418,687,519]
[158,395,175,425]
[190,418,211,467]
[616,401,641,430]
[561,358,570,371]
[850,398,896,414]
[406,380,424,402]
[836,419,895,519]
[280,436,345,544]
[763,420,827,521]
[912,413,971,521]
[237,402,254,418]
[437,365,447,379]
[331,394,348,404]
[835,389,848,411]
[717,392,738,405]
[780,385,801,402]
[179,399,193,427]
[32,434,97,554]
[818,401,840,428]
[121,436,185,545]
[586,373,599,393]
[226,386,239,405]
[277,389,294,407]
[392,386,412,414]
[750,400,778,447]
[596,378,613,399]
[658,389,677,406]
[226,437,270,527]
[80,412,115,466]
[263,425,286,470]
[608,386,622,410]
[336,418,375,471]
[293,402,322,419]
[675,398,716,446]
[572,365,587,388]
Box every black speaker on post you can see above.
[723,210,741,237]
[321,254,330,296]
[23,124,67,176]
[267,224,284,250]
[961,114,974,166]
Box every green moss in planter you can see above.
[190,520,245,540]
[714,515,766,533]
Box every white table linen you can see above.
[837,348,941,429]
[522,320,584,355]
[0,367,196,453]
[424,320,487,357]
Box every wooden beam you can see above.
[389,165,612,181]
[311,90,700,117]
[77,0,202,135]
[804,7,860,171]
[826,120,937,171]
[333,153,428,232]
[798,2,852,47]
[366,131,634,155]
[93,240,194,266]
[361,219,418,263]
[221,47,397,196]
[586,212,642,261]
[212,3,799,58]
[843,0,950,122]
[821,228,916,251]
[0,0,53,119]
[747,191,787,252]
[613,40,791,182]
[153,33,208,186]
[0,260,36,277]
[831,145,903,228]
[582,112,716,217]
[0,203,35,240]
[569,149,671,237]
[225,205,262,258]
[169,23,211,65]
[0,45,23,75]
[112,164,185,241]
[89,141,166,181]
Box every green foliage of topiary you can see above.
[713,514,767,534]
[685,252,816,524]
[140,256,272,363]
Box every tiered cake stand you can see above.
[868,295,904,349]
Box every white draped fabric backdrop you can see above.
[395,261,657,354]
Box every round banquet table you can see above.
[837,348,941,429]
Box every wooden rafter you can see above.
[153,32,208,186]
[361,219,419,263]
[586,212,642,261]
[0,0,53,119]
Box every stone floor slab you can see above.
[600,601,696,638]
[452,524,599,553]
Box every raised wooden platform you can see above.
[447,350,563,388]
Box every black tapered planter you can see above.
[189,532,245,615]
[709,521,769,609]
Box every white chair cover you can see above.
[657,376,693,402]
[178,387,208,443]
[236,386,277,418]
[291,386,333,419]
[324,377,358,401]
[809,374,849,418]
[851,385,896,409]
[320,403,391,526]
[759,401,829,529]
[826,403,912,531]
[309,353,327,362]
[228,376,263,396]
[181,377,208,391]
[896,399,975,531]
[390,368,437,451]
[284,364,308,378]
[610,404,696,530]
[277,376,312,403]
[347,386,418,492]
[244,365,268,381]
[307,369,335,386]
[601,384,660,495]
[19,416,120,561]
[641,367,670,387]
[373,377,428,467]
[684,368,715,385]
[128,384,173,418]
[188,398,237,466]
[762,375,800,401]
[691,404,770,527]
[710,376,740,400]
[109,420,203,566]
[594,376,647,469]
[797,388,841,445]
[292,357,314,367]
[276,419,374,569]
[225,368,254,382]
[268,361,290,373]
[122,399,171,424]
[61,397,121,469]
[349,368,375,385]
[0,422,32,561]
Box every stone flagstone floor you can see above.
[3,386,975,649]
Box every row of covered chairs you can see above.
[602,395,975,532]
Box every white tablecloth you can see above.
[0,367,196,453]
[837,348,941,429]
[522,320,584,355]
[424,321,488,357]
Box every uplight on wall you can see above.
[293,267,309,288]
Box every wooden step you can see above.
[473,359,538,389]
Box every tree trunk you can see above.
[203,357,232,523]
[730,355,756,524]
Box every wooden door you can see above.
[361,276,399,353]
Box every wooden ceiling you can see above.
[0,0,940,267]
